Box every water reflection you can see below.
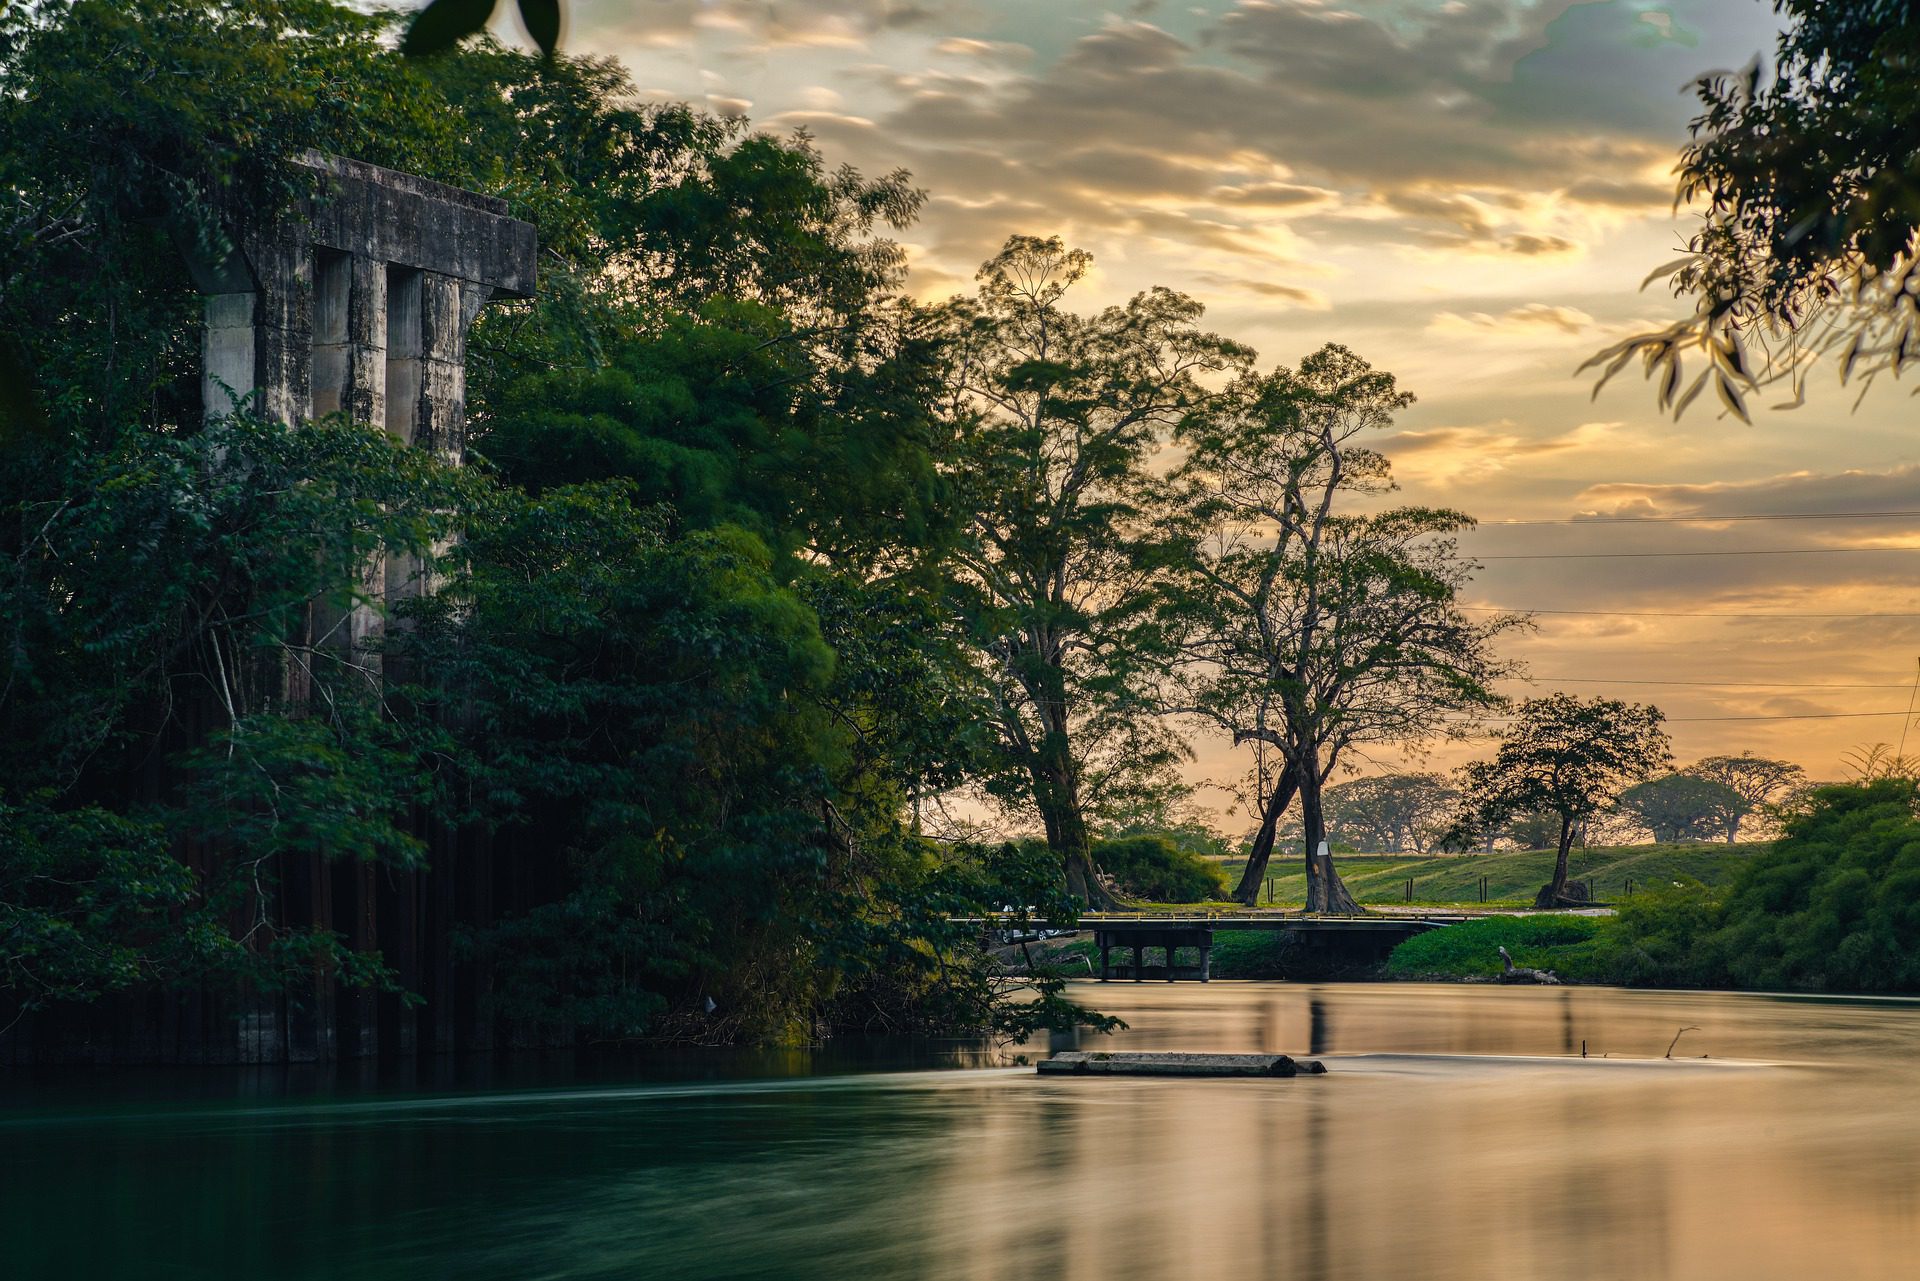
[4,984,1919,1280]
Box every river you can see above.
[5,983,1918,1280]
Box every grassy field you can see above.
[1215,842,1763,907]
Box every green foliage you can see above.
[1616,773,1745,844]
[1091,835,1228,903]
[1386,915,1603,980]
[1647,781,1920,992]
[1324,773,1460,853]
[1397,783,1920,993]
[0,801,211,1009]
[936,235,1251,899]
[0,0,459,437]
[1587,3,1920,415]
[1170,344,1517,907]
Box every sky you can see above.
[482,0,1920,816]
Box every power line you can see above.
[1467,709,1918,725]
[1476,510,1920,527]
[1460,605,1920,619]
[1479,546,1920,560]
[1668,711,1914,722]
[1513,676,1912,690]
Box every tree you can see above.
[1460,694,1672,907]
[1587,3,1920,416]
[1174,346,1517,909]
[1686,753,1808,842]
[0,0,1124,1048]
[1616,773,1746,844]
[935,236,1250,906]
[1324,773,1459,854]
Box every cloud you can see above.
[1192,272,1330,309]
[1211,182,1339,210]
[932,37,1034,64]
[1431,303,1595,336]
[1565,176,1677,209]
[1380,418,1623,486]
[1574,464,1920,530]
[1500,232,1579,256]
[576,0,1782,283]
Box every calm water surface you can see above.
[6,983,1919,1280]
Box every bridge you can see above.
[961,909,1475,981]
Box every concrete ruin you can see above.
[196,151,538,685]
[198,150,535,442]
[0,155,540,1066]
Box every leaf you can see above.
[400,0,498,57]
[1714,372,1751,424]
[1673,372,1710,419]
[516,0,561,57]
[1658,354,1682,409]
[1639,257,1696,290]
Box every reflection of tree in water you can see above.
[1300,1085,1333,1281]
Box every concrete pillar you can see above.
[1132,945,1143,982]
[203,292,257,419]
[244,228,311,425]
[1200,942,1212,983]
[1165,945,1177,981]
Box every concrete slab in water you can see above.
[1038,1052,1326,1077]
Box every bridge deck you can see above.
[955,911,1468,933]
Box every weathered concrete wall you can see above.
[0,156,542,1066]
[200,150,535,458]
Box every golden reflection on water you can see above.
[915,984,1920,1281]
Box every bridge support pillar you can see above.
[1132,945,1143,982]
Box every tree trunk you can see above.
[1298,751,1362,914]
[1232,761,1298,905]
[1032,757,1127,911]
[1532,814,1586,908]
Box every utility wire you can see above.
[1512,676,1912,690]
[1464,709,1917,725]
[1479,546,1920,560]
[1475,510,1920,526]
[1460,605,1920,619]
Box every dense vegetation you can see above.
[1390,782,1920,993]
[0,0,1501,1049]
[0,0,1086,1046]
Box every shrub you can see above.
[1094,834,1228,902]
[1386,914,1603,979]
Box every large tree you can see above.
[1460,694,1672,907]
[934,237,1250,906]
[1588,2,1920,415]
[1616,772,1745,844]
[1324,773,1460,855]
[1687,753,1808,842]
[1174,346,1517,910]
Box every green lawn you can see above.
[1216,842,1763,907]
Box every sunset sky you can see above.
[489,0,1920,811]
